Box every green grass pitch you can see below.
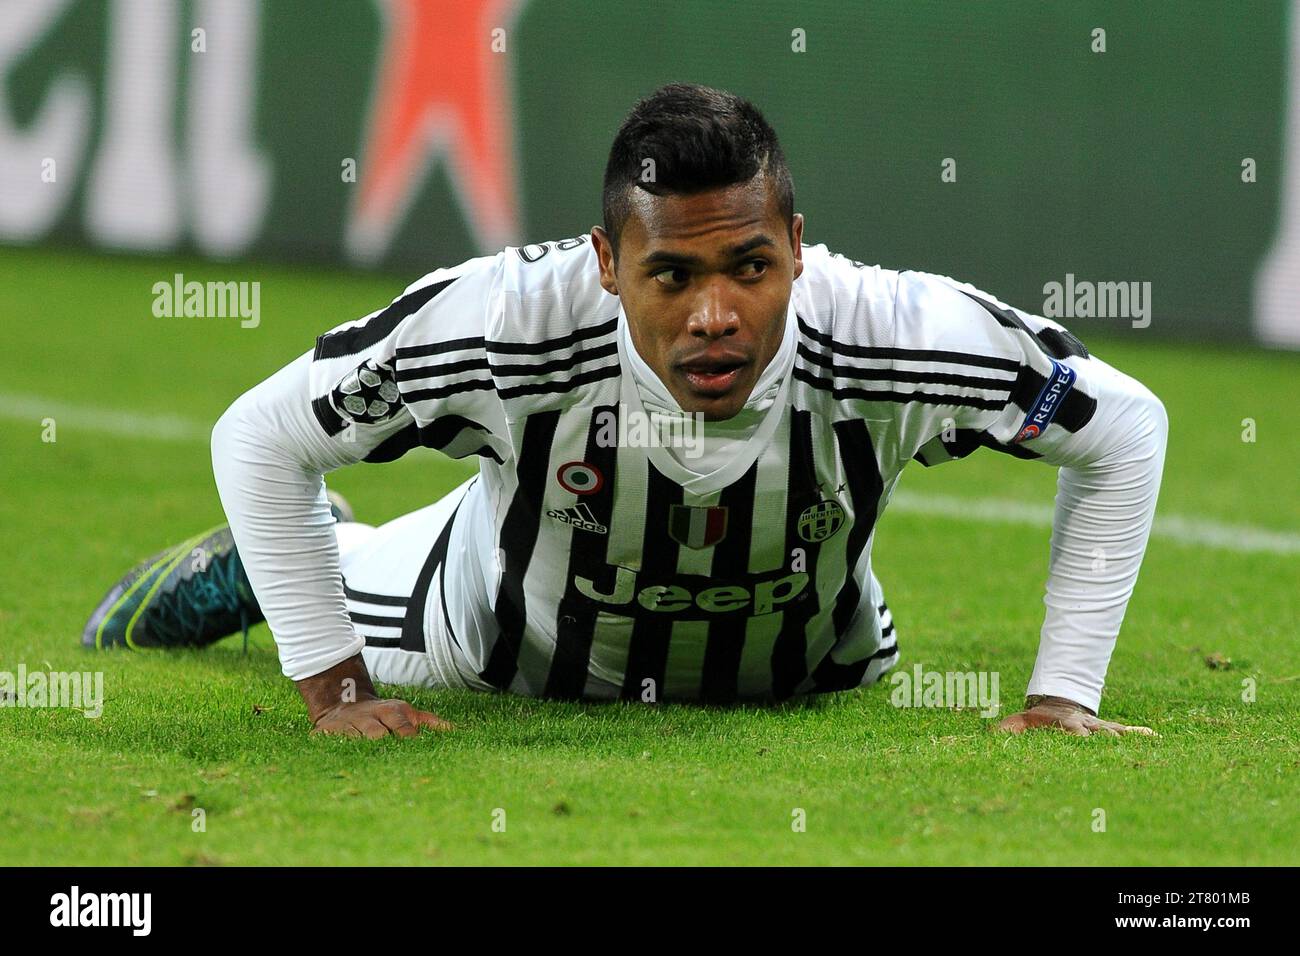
[1,246,1297,866]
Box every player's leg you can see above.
[798,569,900,696]
[335,477,483,691]
[857,569,900,687]
[83,491,356,650]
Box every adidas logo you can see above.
[547,502,607,535]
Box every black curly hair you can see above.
[601,83,795,260]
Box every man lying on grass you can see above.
[85,84,1165,739]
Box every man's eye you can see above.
[653,268,689,286]
[738,259,769,277]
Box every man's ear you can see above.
[591,226,619,296]
[791,213,805,280]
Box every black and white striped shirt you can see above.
[215,235,1166,712]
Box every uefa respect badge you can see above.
[1013,359,1077,443]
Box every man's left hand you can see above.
[996,695,1156,736]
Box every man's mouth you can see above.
[677,356,748,396]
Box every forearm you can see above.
[1026,359,1168,714]
[210,352,369,681]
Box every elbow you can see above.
[1143,389,1169,456]
[211,393,249,468]
[1120,387,1168,484]
[210,387,266,490]
[210,400,241,500]
[210,401,234,460]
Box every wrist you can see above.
[1024,693,1097,717]
[297,654,378,724]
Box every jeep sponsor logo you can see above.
[574,566,809,618]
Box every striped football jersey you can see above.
[304,235,1099,702]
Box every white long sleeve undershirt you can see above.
[212,333,1166,716]
[1020,354,1169,712]
[211,351,375,681]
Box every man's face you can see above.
[592,175,804,421]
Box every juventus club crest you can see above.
[669,504,728,549]
[797,482,846,543]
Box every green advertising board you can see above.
[2,0,1295,345]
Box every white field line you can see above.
[4,391,1298,556]
[888,492,1300,556]
[0,392,210,442]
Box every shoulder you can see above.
[489,235,621,412]
[791,242,898,349]
[793,252,1037,362]
[894,270,1096,375]
[381,234,617,348]
[495,234,619,343]
[396,235,620,415]
[892,269,1022,360]
[399,248,507,323]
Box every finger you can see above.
[995,714,1029,733]
[351,717,389,740]
[412,709,455,732]
[1119,724,1157,736]
[311,720,358,737]
[996,712,1061,733]
[374,704,419,738]
[1061,719,1091,736]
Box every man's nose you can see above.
[687,282,740,339]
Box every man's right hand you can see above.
[311,697,454,738]
[296,653,455,738]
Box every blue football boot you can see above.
[83,491,354,651]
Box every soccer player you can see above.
[84,84,1167,739]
